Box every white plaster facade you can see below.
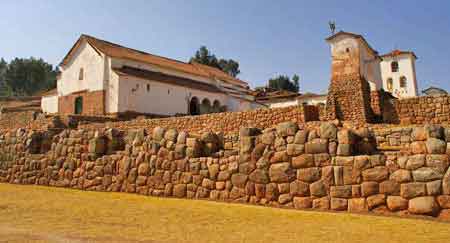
[327,32,382,91]
[46,34,258,116]
[41,94,58,114]
[380,52,418,98]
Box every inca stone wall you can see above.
[1,121,450,220]
[78,105,317,135]
[395,95,450,125]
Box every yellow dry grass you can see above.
[0,183,449,243]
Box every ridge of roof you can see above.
[60,34,249,88]
[326,31,379,56]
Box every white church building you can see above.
[380,50,419,98]
[326,31,419,100]
[42,34,260,116]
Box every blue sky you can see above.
[1,0,449,93]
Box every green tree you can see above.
[4,57,57,96]
[190,46,240,77]
[0,58,6,80]
[267,74,300,93]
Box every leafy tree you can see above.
[190,46,240,77]
[0,58,6,80]
[267,74,300,93]
[4,57,57,96]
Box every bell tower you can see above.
[325,31,377,123]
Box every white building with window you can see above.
[42,34,261,116]
[380,50,419,98]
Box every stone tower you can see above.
[325,31,383,123]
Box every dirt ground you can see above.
[0,183,449,243]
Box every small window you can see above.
[346,48,350,53]
[146,84,150,92]
[79,68,84,80]
[168,89,170,94]
[387,78,393,91]
[400,76,407,88]
[391,61,399,72]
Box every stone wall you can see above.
[395,95,450,125]
[59,90,105,116]
[326,74,373,123]
[78,105,315,135]
[1,122,450,220]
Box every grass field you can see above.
[0,183,449,243]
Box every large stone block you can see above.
[330,185,352,198]
[437,195,450,209]
[389,169,412,183]
[426,138,447,154]
[287,144,305,156]
[379,180,400,195]
[173,184,187,198]
[292,154,314,169]
[362,167,389,182]
[337,129,355,144]
[412,167,443,182]
[231,173,248,188]
[400,182,426,199]
[293,197,313,209]
[406,155,425,170]
[361,181,379,197]
[294,130,309,144]
[387,196,408,211]
[290,180,310,197]
[426,180,442,195]
[269,162,295,183]
[310,180,327,197]
[276,122,298,137]
[408,196,439,215]
[331,198,348,211]
[411,127,427,141]
[410,142,427,154]
[305,140,328,154]
[313,197,330,210]
[297,167,321,182]
[367,194,386,209]
[320,122,337,140]
[348,198,368,213]
[249,169,270,184]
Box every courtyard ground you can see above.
[0,183,449,243]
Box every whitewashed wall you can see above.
[116,75,227,116]
[359,42,382,91]
[41,95,58,114]
[380,54,418,98]
[58,41,105,96]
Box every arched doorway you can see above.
[74,96,83,115]
[212,100,221,113]
[189,97,199,115]
[200,98,211,114]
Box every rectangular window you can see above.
[147,84,150,92]
[79,68,84,80]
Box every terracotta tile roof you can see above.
[326,31,379,56]
[380,49,418,59]
[40,88,58,97]
[255,90,301,102]
[190,62,249,88]
[112,66,224,94]
[60,34,250,88]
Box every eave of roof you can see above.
[112,66,224,94]
[380,50,418,60]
